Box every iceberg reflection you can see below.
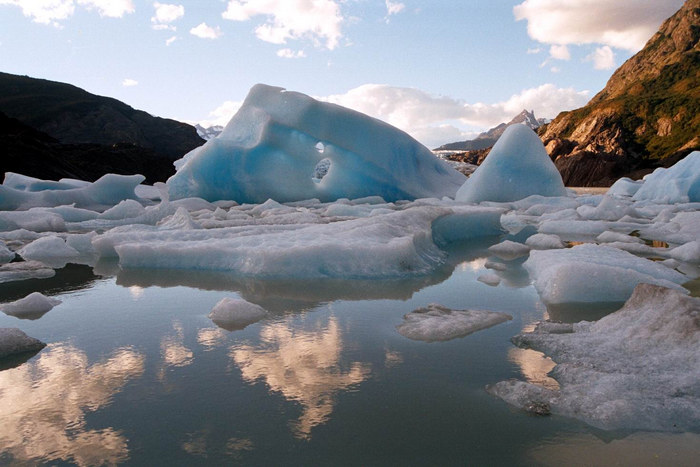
[231,317,371,439]
[0,343,144,465]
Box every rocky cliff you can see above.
[0,72,205,182]
[540,0,700,186]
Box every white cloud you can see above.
[166,35,177,46]
[222,0,343,50]
[549,44,570,61]
[321,83,591,148]
[550,66,560,73]
[151,2,184,24]
[122,78,138,87]
[77,0,134,18]
[0,0,75,25]
[277,48,306,59]
[190,22,222,39]
[152,24,175,31]
[385,0,405,16]
[514,0,684,52]
[0,0,133,24]
[585,46,616,70]
[196,100,243,128]
[526,47,541,54]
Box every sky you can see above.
[0,0,686,148]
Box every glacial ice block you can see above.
[1,292,61,319]
[489,284,700,431]
[0,328,46,358]
[455,124,567,203]
[166,84,466,203]
[209,297,267,331]
[524,244,688,305]
[633,151,700,203]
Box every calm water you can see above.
[1,245,698,466]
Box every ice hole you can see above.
[313,158,332,183]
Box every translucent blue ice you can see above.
[167,84,466,203]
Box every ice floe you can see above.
[488,284,700,431]
[396,303,512,342]
[209,297,267,331]
[0,328,46,358]
[1,292,61,320]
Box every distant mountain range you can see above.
[434,109,547,151]
[0,72,204,183]
[194,124,224,140]
[540,0,700,186]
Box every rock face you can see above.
[540,0,700,186]
[436,109,545,151]
[0,72,205,182]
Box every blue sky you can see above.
[0,0,685,147]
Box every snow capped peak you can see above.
[194,124,224,140]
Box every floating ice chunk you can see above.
[525,233,565,250]
[431,206,505,245]
[98,199,146,220]
[0,211,65,232]
[608,177,643,197]
[477,273,501,286]
[208,297,267,331]
[669,241,700,263]
[0,173,145,211]
[396,303,512,342]
[455,125,567,203]
[490,284,700,431]
[0,328,46,358]
[0,261,55,283]
[105,206,449,279]
[524,244,688,305]
[157,207,201,230]
[3,172,79,191]
[1,292,61,319]
[633,151,700,203]
[488,240,530,261]
[0,242,14,264]
[167,84,465,203]
[18,236,80,268]
[596,231,644,244]
[484,260,507,271]
[577,195,636,221]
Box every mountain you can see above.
[435,109,546,151]
[0,72,205,182]
[540,0,700,186]
[194,124,224,140]
[0,111,178,183]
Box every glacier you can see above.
[166,84,466,203]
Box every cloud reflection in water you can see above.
[231,317,371,439]
[0,343,144,466]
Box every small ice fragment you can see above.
[596,231,644,244]
[0,241,15,264]
[396,303,512,342]
[1,292,61,319]
[0,328,46,358]
[208,297,267,331]
[477,273,501,286]
[488,240,531,261]
[525,233,565,250]
[0,261,55,284]
[484,260,507,271]
[18,236,80,268]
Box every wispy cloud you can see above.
[385,0,405,16]
[190,22,222,39]
[0,0,134,25]
[277,48,306,59]
[222,0,343,50]
[166,35,177,46]
[585,46,616,70]
[122,78,138,87]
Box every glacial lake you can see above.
[1,243,698,466]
